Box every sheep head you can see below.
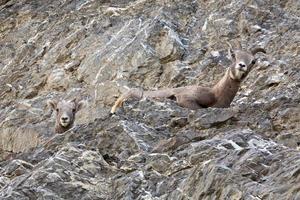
[228,47,266,81]
[48,98,84,133]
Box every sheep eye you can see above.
[72,108,76,113]
[251,60,256,64]
[56,108,59,112]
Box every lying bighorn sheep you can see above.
[111,46,266,113]
[48,98,84,133]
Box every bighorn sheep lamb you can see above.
[48,98,84,133]
[111,46,266,113]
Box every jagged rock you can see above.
[0,0,300,199]
[0,127,40,153]
[46,69,70,91]
[1,159,33,178]
[189,108,237,129]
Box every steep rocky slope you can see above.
[0,0,299,199]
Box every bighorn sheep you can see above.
[111,46,266,113]
[48,98,84,133]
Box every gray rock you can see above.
[0,0,300,199]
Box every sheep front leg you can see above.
[175,94,202,110]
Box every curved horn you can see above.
[251,47,266,55]
[226,42,235,60]
[226,41,233,50]
[236,42,242,50]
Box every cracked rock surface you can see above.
[0,0,299,199]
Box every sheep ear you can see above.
[75,100,85,112]
[47,100,58,110]
[248,58,258,71]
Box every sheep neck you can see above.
[55,123,73,134]
[212,68,241,108]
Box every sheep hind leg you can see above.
[111,89,143,114]
[111,96,125,114]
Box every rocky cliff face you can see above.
[0,0,299,199]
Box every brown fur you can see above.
[48,98,84,133]
[111,47,266,113]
